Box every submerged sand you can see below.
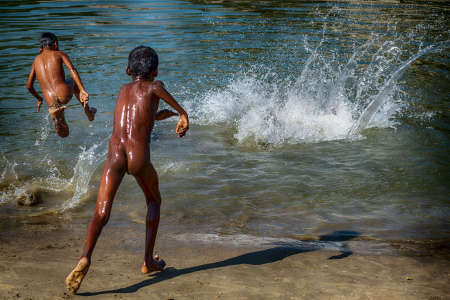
[0,218,449,300]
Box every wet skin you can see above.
[26,41,95,138]
[66,68,188,293]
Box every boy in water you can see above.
[65,46,189,293]
[26,32,96,138]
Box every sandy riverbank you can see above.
[0,218,449,300]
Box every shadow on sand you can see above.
[78,230,359,296]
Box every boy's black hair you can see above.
[128,46,158,77]
[40,32,57,49]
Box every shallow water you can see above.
[0,0,449,251]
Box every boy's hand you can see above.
[176,114,189,138]
[37,99,43,112]
[80,90,89,107]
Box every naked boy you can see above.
[26,32,96,138]
[65,46,189,293]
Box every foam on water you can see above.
[156,160,188,175]
[191,72,355,144]
[174,232,335,249]
[173,233,393,255]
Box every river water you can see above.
[0,0,449,253]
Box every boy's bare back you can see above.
[112,80,161,148]
[111,80,187,173]
[33,49,86,106]
[27,32,95,138]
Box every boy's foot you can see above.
[141,255,166,274]
[86,107,97,121]
[65,257,90,294]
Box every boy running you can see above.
[26,32,96,138]
[65,46,189,293]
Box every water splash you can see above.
[61,138,108,210]
[0,155,18,181]
[190,34,448,145]
[34,113,51,146]
[0,155,19,204]
[0,137,108,211]
[348,41,450,136]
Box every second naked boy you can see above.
[65,45,189,293]
[27,32,96,138]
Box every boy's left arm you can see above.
[154,81,189,137]
[26,61,43,112]
[60,52,89,106]
[156,109,178,121]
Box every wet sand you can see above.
[0,219,449,300]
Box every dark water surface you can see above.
[0,0,449,253]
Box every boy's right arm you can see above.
[26,61,43,112]
[154,81,189,137]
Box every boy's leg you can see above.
[67,78,96,121]
[65,149,126,293]
[50,109,69,138]
[81,156,126,260]
[134,163,166,273]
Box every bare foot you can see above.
[141,255,166,274]
[86,107,96,121]
[65,257,90,294]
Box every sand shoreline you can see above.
[0,220,449,300]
